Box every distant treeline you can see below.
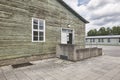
[87,26,120,36]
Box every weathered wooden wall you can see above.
[0,0,85,60]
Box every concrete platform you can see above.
[0,56,120,80]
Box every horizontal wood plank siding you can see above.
[0,0,85,61]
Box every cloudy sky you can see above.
[63,0,120,33]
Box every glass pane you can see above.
[33,31,38,37]
[33,19,38,25]
[39,20,44,30]
[33,25,38,29]
[33,37,38,41]
[39,37,43,41]
[62,29,67,32]
[39,32,43,37]
[39,25,43,30]
[68,29,72,33]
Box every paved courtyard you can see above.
[98,46,120,57]
[86,45,120,57]
[0,55,120,80]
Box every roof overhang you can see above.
[57,0,89,24]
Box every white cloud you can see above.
[63,0,120,34]
[91,3,120,20]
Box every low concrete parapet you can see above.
[56,44,75,61]
[76,48,102,61]
[56,44,102,61]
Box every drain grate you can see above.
[60,55,68,60]
[12,62,33,68]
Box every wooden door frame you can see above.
[61,28,74,44]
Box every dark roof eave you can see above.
[57,0,89,24]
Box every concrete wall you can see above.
[76,48,102,61]
[0,0,85,61]
[56,44,102,61]
[56,44,75,60]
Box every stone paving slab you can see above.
[0,56,120,80]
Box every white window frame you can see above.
[32,18,45,42]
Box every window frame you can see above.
[61,28,74,44]
[32,18,45,42]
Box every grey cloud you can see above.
[92,16,120,26]
[104,16,120,22]
[92,20,106,26]
[90,12,120,20]
[63,0,120,31]
[88,1,107,10]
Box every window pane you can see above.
[39,20,44,30]
[102,39,104,42]
[39,32,43,37]
[93,39,95,42]
[98,39,99,42]
[33,25,38,29]
[34,37,38,41]
[33,31,38,37]
[39,25,43,30]
[108,38,110,42]
[39,37,43,41]
[90,39,92,42]
[33,19,38,25]
[33,31,38,41]
[62,29,67,32]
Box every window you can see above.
[32,18,45,42]
[98,39,100,42]
[86,38,88,42]
[108,38,110,43]
[102,38,104,42]
[93,38,95,42]
[90,38,92,42]
[98,38,104,43]
[61,28,74,44]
